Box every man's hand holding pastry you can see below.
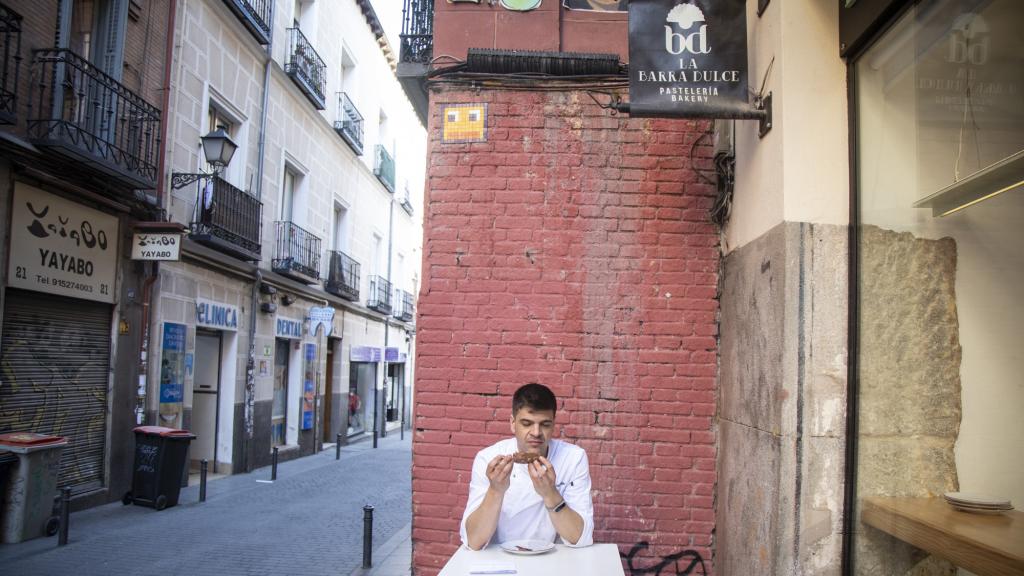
[486,454,513,494]
[527,456,560,506]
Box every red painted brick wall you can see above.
[412,88,718,575]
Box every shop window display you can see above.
[853,0,1023,573]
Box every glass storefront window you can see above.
[853,1,1023,574]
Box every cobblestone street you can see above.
[0,434,411,576]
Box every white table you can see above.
[439,543,625,576]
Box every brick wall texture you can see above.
[412,87,719,575]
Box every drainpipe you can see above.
[156,0,177,213]
[244,0,275,473]
[380,193,395,441]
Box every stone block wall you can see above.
[717,222,848,575]
[412,88,719,574]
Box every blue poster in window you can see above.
[302,343,316,430]
[160,323,186,404]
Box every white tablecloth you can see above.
[439,543,625,576]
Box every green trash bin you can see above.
[123,426,195,511]
[0,433,68,543]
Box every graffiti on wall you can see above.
[621,541,708,576]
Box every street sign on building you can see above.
[131,232,181,261]
[196,298,239,331]
[628,0,750,117]
[8,183,119,303]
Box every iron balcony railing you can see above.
[400,183,414,216]
[27,49,161,189]
[273,221,322,283]
[374,144,395,193]
[325,250,361,302]
[367,275,392,315]
[334,92,363,155]
[400,0,433,65]
[0,3,22,124]
[190,176,263,261]
[222,0,271,44]
[393,289,414,323]
[285,27,327,110]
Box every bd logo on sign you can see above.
[665,3,709,55]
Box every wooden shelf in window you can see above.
[861,496,1024,576]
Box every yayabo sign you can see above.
[196,298,239,331]
[132,232,181,261]
[629,0,749,117]
[8,183,119,303]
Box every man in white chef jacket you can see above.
[460,383,594,550]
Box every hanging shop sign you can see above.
[384,347,407,363]
[8,183,119,303]
[628,0,749,117]
[308,306,335,336]
[160,323,186,408]
[276,317,303,340]
[131,232,181,261]
[196,298,239,331]
[350,346,382,363]
[302,343,316,430]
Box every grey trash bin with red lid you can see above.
[124,426,195,511]
[0,432,68,543]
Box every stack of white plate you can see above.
[943,492,1014,514]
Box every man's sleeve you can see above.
[459,451,491,548]
[561,449,594,547]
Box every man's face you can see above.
[510,406,556,455]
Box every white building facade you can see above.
[154,0,425,473]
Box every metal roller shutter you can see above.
[1,289,112,494]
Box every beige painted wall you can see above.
[726,0,849,254]
[167,0,426,301]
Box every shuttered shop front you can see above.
[0,289,113,494]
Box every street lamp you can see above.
[171,127,238,189]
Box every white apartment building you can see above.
[154,0,425,473]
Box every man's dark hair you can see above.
[512,383,557,415]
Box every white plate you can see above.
[949,503,1010,515]
[944,492,1013,508]
[500,539,555,555]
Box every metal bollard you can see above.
[271,447,279,481]
[200,460,208,502]
[362,505,374,568]
[336,433,342,460]
[58,487,71,546]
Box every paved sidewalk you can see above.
[0,433,413,576]
[349,521,411,576]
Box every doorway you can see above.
[193,330,222,471]
[323,338,342,442]
[348,362,375,436]
[272,339,289,446]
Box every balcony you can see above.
[393,289,414,323]
[27,49,161,190]
[0,3,22,125]
[325,250,360,302]
[374,145,395,193]
[222,0,271,45]
[334,92,363,155]
[285,27,327,110]
[397,0,432,124]
[273,221,321,284]
[367,275,392,315]
[190,176,262,261]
